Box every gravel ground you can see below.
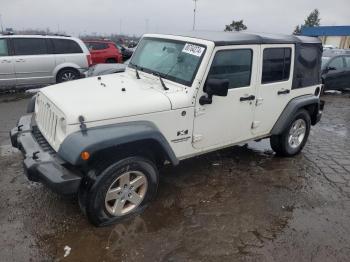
[0,92,349,261]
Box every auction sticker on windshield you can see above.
[182,43,205,57]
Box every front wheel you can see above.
[79,156,159,226]
[56,69,80,83]
[270,109,311,157]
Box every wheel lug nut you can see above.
[128,193,132,198]
[124,184,127,189]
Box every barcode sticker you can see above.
[182,43,205,57]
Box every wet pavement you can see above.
[0,92,350,261]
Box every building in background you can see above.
[301,26,350,49]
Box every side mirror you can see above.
[199,78,229,105]
[327,66,337,71]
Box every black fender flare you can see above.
[271,95,320,135]
[57,121,179,166]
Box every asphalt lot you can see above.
[0,91,350,261]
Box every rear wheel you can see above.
[56,68,80,83]
[270,109,311,157]
[79,156,159,226]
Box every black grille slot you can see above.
[32,126,56,155]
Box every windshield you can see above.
[321,57,331,69]
[129,38,206,86]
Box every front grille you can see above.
[35,94,59,149]
[32,126,56,155]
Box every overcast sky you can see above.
[1,0,349,36]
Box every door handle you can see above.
[1,59,11,63]
[240,95,255,102]
[277,89,290,95]
[15,59,25,62]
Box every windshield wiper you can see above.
[153,72,169,91]
[130,62,141,79]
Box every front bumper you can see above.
[10,115,82,195]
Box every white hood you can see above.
[40,72,173,124]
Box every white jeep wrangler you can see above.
[11,32,324,226]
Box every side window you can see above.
[0,39,9,56]
[207,49,252,89]
[13,38,48,55]
[52,39,83,54]
[345,57,350,68]
[262,48,291,84]
[87,42,108,50]
[329,57,345,69]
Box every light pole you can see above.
[192,0,198,31]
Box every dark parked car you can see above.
[322,52,350,91]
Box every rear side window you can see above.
[52,39,83,54]
[13,38,48,55]
[262,48,291,84]
[292,43,322,89]
[87,42,109,50]
[208,49,252,89]
[0,39,8,56]
[329,57,345,69]
[345,56,350,68]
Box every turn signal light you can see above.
[81,151,90,161]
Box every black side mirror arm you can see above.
[199,94,213,105]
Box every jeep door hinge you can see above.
[255,98,264,106]
[195,107,206,117]
[192,134,203,143]
[251,121,260,129]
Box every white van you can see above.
[0,35,91,89]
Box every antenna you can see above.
[192,0,198,31]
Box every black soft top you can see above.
[168,31,321,46]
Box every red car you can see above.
[84,40,123,65]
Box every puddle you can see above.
[320,124,348,138]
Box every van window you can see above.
[13,38,48,55]
[208,49,252,89]
[52,39,83,54]
[262,48,291,84]
[0,39,8,56]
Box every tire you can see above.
[270,109,311,157]
[56,68,80,83]
[79,156,159,226]
[106,58,117,63]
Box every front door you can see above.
[193,45,259,150]
[324,56,346,90]
[0,38,16,88]
[344,56,350,89]
[252,45,294,136]
[12,38,55,86]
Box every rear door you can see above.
[252,45,294,136]
[324,56,346,90]
[12,37,55,86]
[0,38,16,88]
